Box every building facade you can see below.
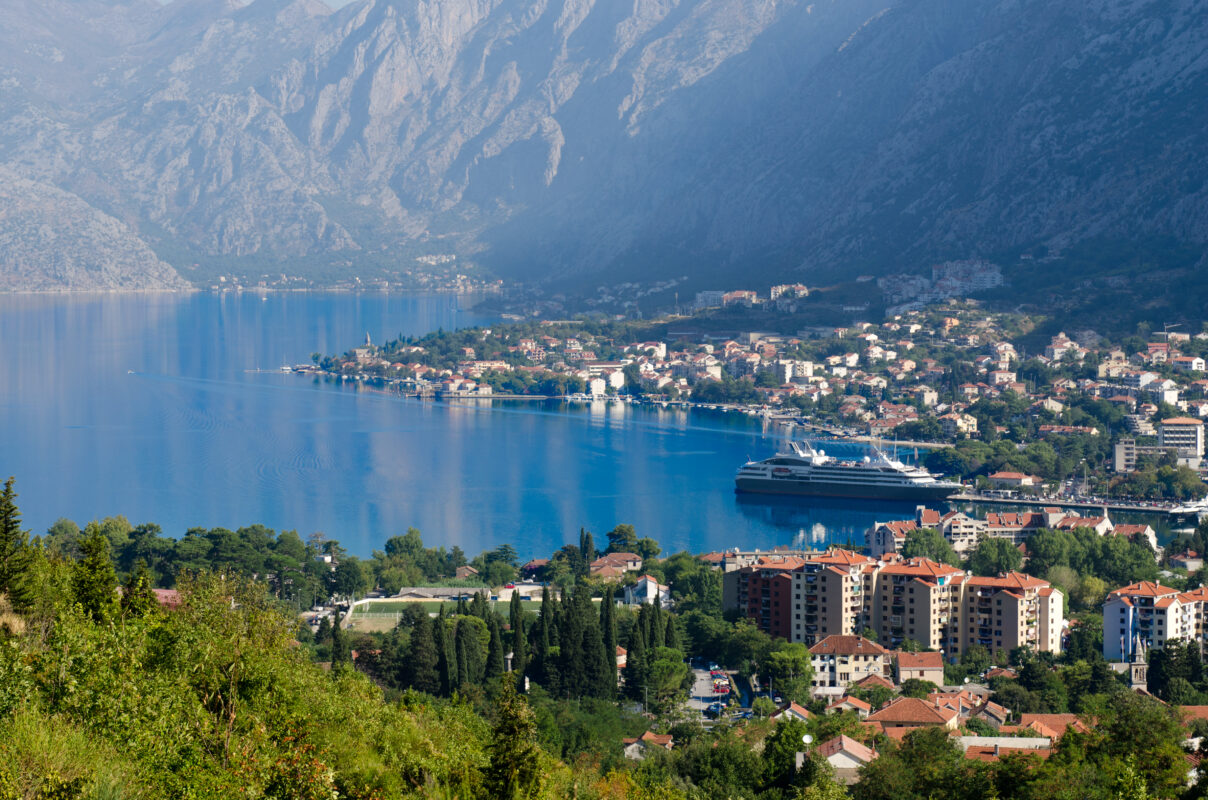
[724,549,1064,658]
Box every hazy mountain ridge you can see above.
[0,0,1204,291]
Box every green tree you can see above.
[484,677,544,800]
[605,524,639,554]
[900,528,960,566]
[72,522,117,622]
[967,537,1023,576]
[0,477,32,612]
[329,613,351,671]
[120,559,157,618]
[899,678,938,699]
[761,643,815,704]
[509,591,528,693]
[486,614,506,680]
[403,612,440,694]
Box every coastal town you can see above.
[303,286,1208,506]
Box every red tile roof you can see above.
[810,635,888,657]
[896,651,944,671]
[866,697,956,725]
[817,735,877,763]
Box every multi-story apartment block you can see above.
[959,573,1062,655]
[867,558,966,651]
[724,549,1064,658]
[1158,417,1205,467]
[1102,582,1208,661]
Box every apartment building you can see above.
[1158,417,1205,467]
[868,558,966,651]
[1102,582,1208,661]
[959,573,1062,655]
[724,549,1064,658]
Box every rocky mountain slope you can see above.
[0,0,1204,291]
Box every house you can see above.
[896,651,945,685]
[153,589,182,609]
[813,735,878,784]
[590,552,643,576]
[623,574,671,608]
[959,737,1051,762]
[771,702,813,724]
[827,695,872,718]
[1170,552,1204,572]
[810,635,890,695]
[987,472,1041,490]
[455,565,479,580]
[622,731,674,760]
[865,697,959,730]
[851,674,896,695]
[1018,714,1090,740]
[519,559,549,578]
[615,646,627,670]
[972,701,1013,729]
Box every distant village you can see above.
[304,280,1208,501]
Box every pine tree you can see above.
[72,523,117,622]
[0,477,32,612]
[330,613,351,670]
[486,614,506,680]
[404,612,440,694]
[120,559,157,618]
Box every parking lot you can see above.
[687,665,734,717]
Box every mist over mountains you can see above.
[0,0,1205,292]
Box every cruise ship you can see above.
[735,441,963,501]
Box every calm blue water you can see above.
[0,292,964,558]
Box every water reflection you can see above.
[733,494,945,550]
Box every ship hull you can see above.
[735,476,959,502]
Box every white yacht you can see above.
[735,441,962,501]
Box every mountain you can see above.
[0,0,1204,292]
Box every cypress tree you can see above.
[509,592,528,684]
[582,610,612,700]
[72,523,117,622]
[455,623,471,688]
[456,617,485,688]
[624,618,648,705]
[456,597,470,616]
[404,612,440,694]
[470,590,490,620]
[330,613,351,670]
[600,587,617,692]
[664,614,681,652]
[579,528,596,563]
[315,615,333,645]
[650,601,666,649]
[437,616,456,695]
[0,477,32,612]
[486,614,506,680]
